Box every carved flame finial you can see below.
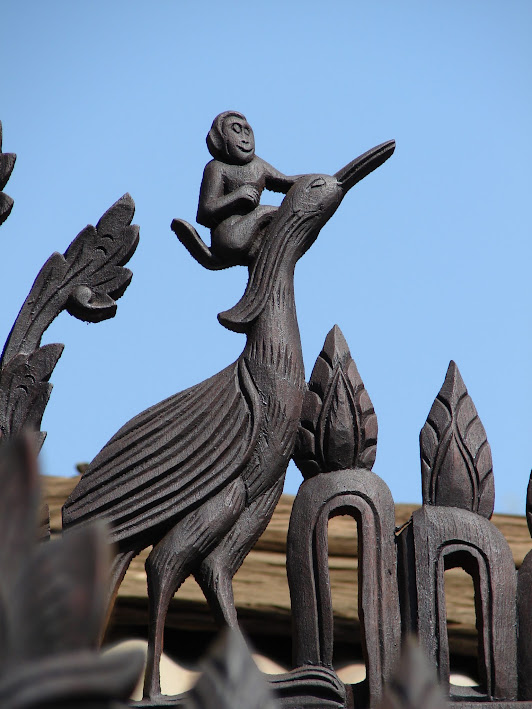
[293,325,377,478]
[420,361,494,518]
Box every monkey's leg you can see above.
[195,476,284,628]
[143,478,246,700]
[212,206,277,265]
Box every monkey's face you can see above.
[222,116,255,164]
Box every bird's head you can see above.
[219,140,395,333]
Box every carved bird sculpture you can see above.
[62,139,395,701]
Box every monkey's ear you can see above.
[206,127,224,159]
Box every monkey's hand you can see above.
[235,185,260,209]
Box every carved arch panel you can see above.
[287,468,400,707]
[405,505,517,701]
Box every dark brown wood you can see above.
[62,113,395,702]
[0,438,144,709]
[0,120,16,226]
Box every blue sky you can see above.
[1,2,530,512]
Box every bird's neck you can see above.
[242,270,304,387]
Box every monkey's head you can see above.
[207,111,255,165]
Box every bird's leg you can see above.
[143,540,191,701]
[195,549,239,628]
[143,477,247,701]
[195,477,285,629]
[100,549,136,645]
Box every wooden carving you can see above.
[398,362,517,701]
[3,112,530,709]
[0,120,16,226]
[0,437,144,709]
[288,325,400,707]
[62,111,395,701]
[0,194,139,449]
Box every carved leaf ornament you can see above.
[0,194,138,446]
[2,193,139,366]
[420,361,494,518]
[293,325,377,477]
[0,120,16,226]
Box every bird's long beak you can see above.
[335,139,395,193]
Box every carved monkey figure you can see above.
[174,111,300,268]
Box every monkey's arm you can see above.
[262,158,303,194]
[196,161,257,228]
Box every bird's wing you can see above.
[62,359,261,544]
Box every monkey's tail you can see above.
[171,218,228,271]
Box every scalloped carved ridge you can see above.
[293,324,377,477]
[0,120,17,227]
[420,360,494,518]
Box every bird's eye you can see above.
[309,178,326,189]
[232,123,242,134]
